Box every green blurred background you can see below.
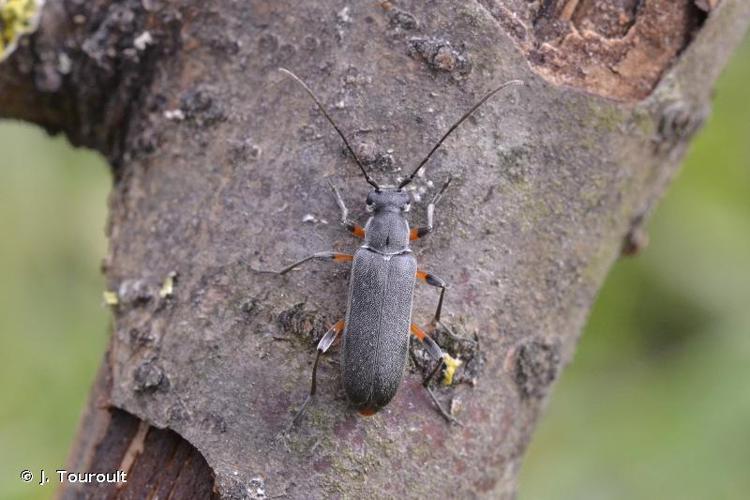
[0,39,748,500]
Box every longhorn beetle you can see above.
[268,68,522,426]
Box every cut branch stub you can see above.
[477,0,711,100]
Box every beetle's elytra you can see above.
[266,68,523,426]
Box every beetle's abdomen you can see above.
[341,249,416,413]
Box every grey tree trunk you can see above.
[2,1,748,498]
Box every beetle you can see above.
[267,68,522,425]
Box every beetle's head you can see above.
[366,187,411,213]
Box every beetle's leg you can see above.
[409,176,452,241]
[328,179,365,239]
[257,251,353,275]
[416,270,448,322]
[410,323,460,425]
[290,319,345,428]
[417,271,476,346]
[416,270,462,341]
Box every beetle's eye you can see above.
[366,203,375,213]
[402,203,411,212]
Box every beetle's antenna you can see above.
[278,68,380,190]
[399,80,524,189]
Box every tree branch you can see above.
[2,1,748,498]
[0,0,180,165]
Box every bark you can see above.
[2,1,748,498]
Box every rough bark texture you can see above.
[2,1,749,498]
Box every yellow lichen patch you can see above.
[159,271,177,298]
[102,290,119,306]
[0,0,44,62]
[442,352,462,386]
